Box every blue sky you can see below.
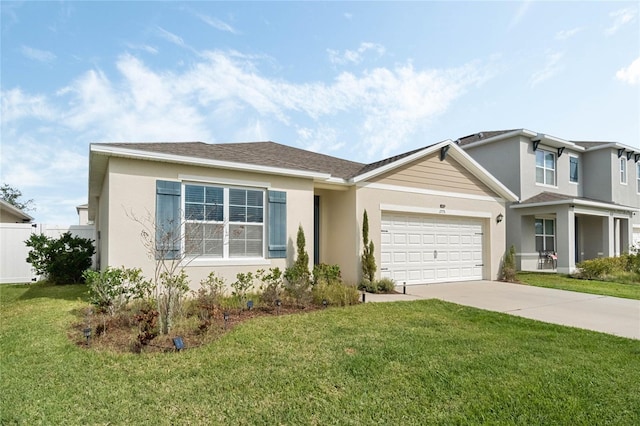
[1,1,639,224]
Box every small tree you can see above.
[500,245,517,282]
[284,225,312,305]
[1,183,35,211]
[361,210,377,284]
[25,232,95,284]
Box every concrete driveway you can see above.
[366,280,640,340]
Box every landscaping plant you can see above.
[360,209,376,287]
[25,232,95,284]
[500,245,517,282]
[84,267,151,316]
[284,225,312,306]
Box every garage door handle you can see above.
[434,250,438,259]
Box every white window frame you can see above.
[535,218,555,252]
[637,163,640,194]
[535,149,556,186]
[183,183,266,260]
[620,157,627,184]
[569,155,579,184]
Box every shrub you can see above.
[375,277,396,293]
[231,272,254,308]
[577,257,622,280]
[313,263,341,286]
[25,232,95,284]
[500,245,517,282]
[312,281,360,306]
[157,270,189,335]
[257,267,284,305]
[84,267,151,316]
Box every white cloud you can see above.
[555,27,582,40]
[328,42,386,65]
[1,88,56,123]
[508,0,533,31]
[125,43,158,54]
[616,57,640,86]
[20,45,56,63]
[529,52,564,87]
[196,13,238,34]
[155,26,186,47]
[605,7,637,35]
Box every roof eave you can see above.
[511,198,639,212]
[0,199,34,221]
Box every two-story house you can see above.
[457,129,639,274]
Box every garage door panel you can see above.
[381,213,484,285]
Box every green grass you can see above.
[2,283,640,424]
[517,272,640,300]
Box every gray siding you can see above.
[463,136,522,197]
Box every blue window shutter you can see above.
[268,190,287,258]
[156,180,181,259]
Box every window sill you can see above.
[535,182,558,189]
[182,257,272,267]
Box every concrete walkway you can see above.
[365,280,640,340]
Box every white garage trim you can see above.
[380,203,491,219]
[380,212,485,285]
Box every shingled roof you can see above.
[455,130,518,147]
[101,141,366,180]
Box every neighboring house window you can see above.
[569,156,579,183]
[620,157,627,184]
[535,218,555,252]
[536,150,556,185]
[184,184,264,258]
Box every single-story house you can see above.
[88,140,517,288]
[0,199,34,223]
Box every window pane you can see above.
[229,188,246,205]
[545,152,555,169]
[535,236,543,251]
[246,190,263,207]
[536,150,544,167]
[205,205,223,221]
[570,157,578,182]
[545,219,554,235]
[535,219,543,235]
[229,224,263,257]
[545,170,555,185]
[185,204,203,221]
[536,168,544,184]
[185,223,202,255]
[229,205,246,222]
[204,240,223,257]
[185,185,204,203]
[545,237,555,251]
[246,207,263,223]
[205,187,223,204]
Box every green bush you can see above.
[312,281,360,306]
[361,210,377,283]
[500,245,517,282]
[231,272,254,308]
[375,277,396,293]
[25,232,95,284]
[257,267,284,305]
[313,263,341,285]
[84,267,151,316]
[284,225,312,306]
[157,270,190,335]
[577,257,624,280]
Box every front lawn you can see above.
[1,282,639,424]
[517,272,640,300]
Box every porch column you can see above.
[603,214,614,257]
[556,206,575,274]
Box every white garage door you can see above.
[380,213,484,285]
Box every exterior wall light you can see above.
[496,213,504,224]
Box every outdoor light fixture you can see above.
[276,299,281,315]
[172,336,184,351]
[83,327,92,346]
[322,299,328,309]
[361,292,366,303]
[247,300,254,310]
[223,311,230,329]
[496,213,504,224]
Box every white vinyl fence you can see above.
[0,223,96,284]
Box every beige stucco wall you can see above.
[98,156,315,290]
[314,187,358,283]
[0,209,28,223]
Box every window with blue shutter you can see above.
[156,180,181,259]
[268,190,287,258]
